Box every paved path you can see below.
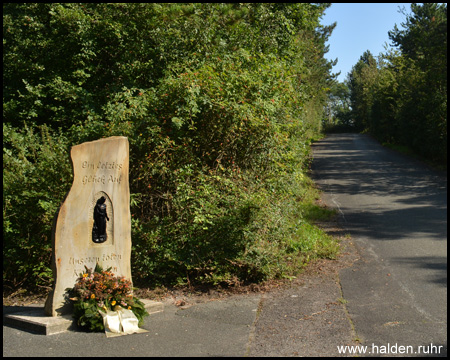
[3,297,260,357]
[311,133,447,357]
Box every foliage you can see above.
[341,3,447,164]
[3,123,72,290]
[3,3,338,292]
[322,81,353,132]
[68,265,148,332]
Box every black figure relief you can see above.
[92,196,109,243]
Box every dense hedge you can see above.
[3,3,337,292]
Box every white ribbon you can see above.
[99,308,148,337]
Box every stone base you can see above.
[4,307,73,335]
[141,298,164,315]
[4,299,163,335]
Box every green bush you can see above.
[3,123,72,290]
[3,3,338,292]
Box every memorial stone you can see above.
[45,136,132,316]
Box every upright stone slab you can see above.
[45,136,131,316]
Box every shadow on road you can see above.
[311,134,447,242]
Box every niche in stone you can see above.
[91,191,113,245]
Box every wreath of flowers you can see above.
[67,264,149,332]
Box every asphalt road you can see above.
[311,133,447,357]
[3,296,261,357]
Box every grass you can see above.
[258,171,341,279]
[382,142,415,157]
[189,169,342,288]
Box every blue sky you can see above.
[321,3,412,82]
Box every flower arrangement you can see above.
[67,264,148,332]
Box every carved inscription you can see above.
[69,253,122,277]
[81,161,124,185]
[82,161,123,171]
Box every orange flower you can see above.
[111,300,116,306]
[90,293,95,299]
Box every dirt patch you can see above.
[2,291,48,307]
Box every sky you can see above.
[321,3,412,83]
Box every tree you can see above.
[388,3,447,162]
[346,3,446,163]
[348,50,378,131]
[323,80,352,131]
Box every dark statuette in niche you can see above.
[92,196,110,243]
